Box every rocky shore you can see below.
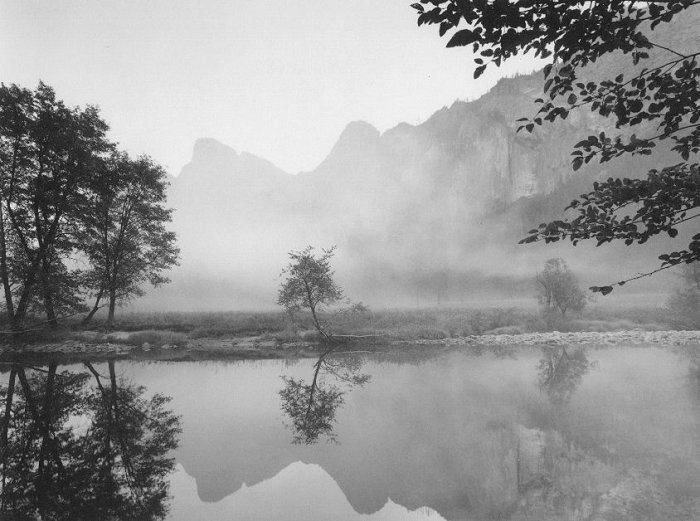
[1,328,699,363]
[433,329,700,348]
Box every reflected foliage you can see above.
[535,258,587,317]
[0,361,180,520]
[537,347,593,405]
[675,345,700,403]
[279,349,370,445]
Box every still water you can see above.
[1,345,699,520]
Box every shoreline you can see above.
[1,328,699,364]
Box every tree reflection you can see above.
[279,348,370,445]
[0,360,180,520]
[537,346,592,406]
[674,345,700,413]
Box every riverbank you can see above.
[1,328,699,364]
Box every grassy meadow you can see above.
[15,303,670,348]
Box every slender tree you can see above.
[80,152,179,326]
[277,246,344,340]
[280,349,369,444]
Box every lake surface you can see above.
[1,344,699,520]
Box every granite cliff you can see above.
[154,10,700,310]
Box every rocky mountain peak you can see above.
[309,121,382,177]
[337,120,380,142]
[192,137,238,164]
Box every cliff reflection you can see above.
[537,346,592,405]
[279,349,370,444]
[0,361,181,520]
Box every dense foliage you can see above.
[0,83,178,331]
[0,361,180,519]
[414,0,700,293]
[79,152,179,325]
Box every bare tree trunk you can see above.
[82,286,105,326]
[305,348,332,421]
[309,304,328,340]
[9,196,65,330]
[107,290,116,329]
[12,271,36,329]
[38,251,59,329]
[41,271,58,330]
[0,209,15,330]
[303,279,329,340]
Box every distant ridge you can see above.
[142,12,700,311]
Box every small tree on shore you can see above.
[277,246,343,340]
[536,258,587,317]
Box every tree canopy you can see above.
[535,258,587,317]
[414,0,700,293]
[0,82,178,331]
[0,361,180,519]
[278,246,344,339]
[279,350,369,444]
[79,152,179,326]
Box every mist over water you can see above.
[126,72,684,313]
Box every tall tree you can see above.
[80,152,179,326]
[0,82,110,329]
[414,0,700,293]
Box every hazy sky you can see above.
[1,0,543,175]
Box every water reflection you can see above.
[676,344,700,395]
[0,361,181,520]
[3,347,697,520]
[279,348,370,444]
[537,346,593,405]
